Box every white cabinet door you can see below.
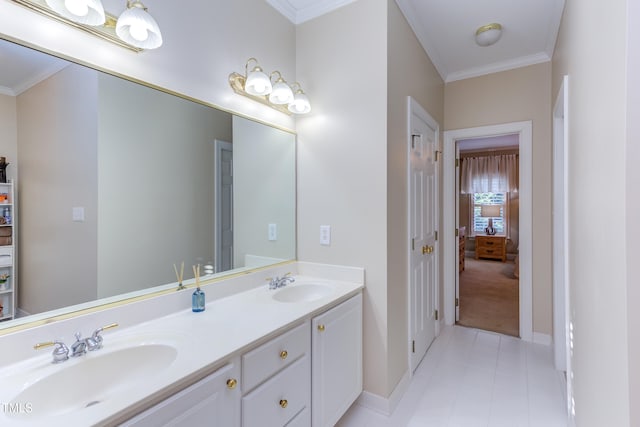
[311,293,363,427]
[121,358,241,427]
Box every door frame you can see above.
[553,75,572,413]
[443,121,533,341]
[407,96,440,374]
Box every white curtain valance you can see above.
[460,154,518,194]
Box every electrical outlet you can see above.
[268,223,277,241]
[320,225,331,245]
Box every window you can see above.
[472,192,507,234]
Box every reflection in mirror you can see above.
[0,38,296,330]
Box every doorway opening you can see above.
[443,121,532,341]
[456,135,520,337]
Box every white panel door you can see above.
[409,100,438,373]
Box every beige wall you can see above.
[232,116,296,267]
[97,73,232,298]
[552,0,631,425]
[0,94,17,182]
[17,65,98,314]
[386,0,444,395]
[296,0,389,397]
[296,0,444,399]
[444,63,552,335]
[0,0,296,130]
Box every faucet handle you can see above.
[90,322,119,350]
[34,340,69,364]
[71,332,87,357]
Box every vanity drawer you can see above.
[242,355,310,427]
[0,246,12,267]
[242,321,309,392]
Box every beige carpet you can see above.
[457,258,519,337]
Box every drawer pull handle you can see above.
[226,378,237,389]
[486,250,494,254]
[280,350,288,360]
[486,241,494,245]
[279,399,288,409]
[317,324,325,332]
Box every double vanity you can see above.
[0,262,364,426]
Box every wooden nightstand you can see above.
[475,235,507,262]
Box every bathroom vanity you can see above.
[0,263,364,427]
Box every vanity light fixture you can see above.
[10,0,163,51]
[45,0,105,25]
[229,58,312,115]
[475,23,503,47]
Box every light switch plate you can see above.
[72,207,85,222]
[268,223,277,241]
[320,225,331,245]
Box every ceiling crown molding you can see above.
[266,0,355,25]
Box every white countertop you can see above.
[0,273,363,426]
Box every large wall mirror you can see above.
[0,37,296,331]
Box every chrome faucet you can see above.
[70,332,88,357]
[267,272,295,289]
[34,322,119,363]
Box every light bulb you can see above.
[64,0,89,16]
[129,24,149,41]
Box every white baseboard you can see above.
[356,370,410,416]
[533,332,552,346]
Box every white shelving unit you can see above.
[0,181,15,322]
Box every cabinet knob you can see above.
[226,378,237,389]
[279,399,288,409]
[280,350,288,360]
[317,324,325,332]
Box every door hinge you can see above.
[435,231,438,241]
[411,238,415,251]
[435,310,439,320]
[455,158,459,167]
[435,150,441,161]
[455,298,459,307]
[412,340,415,353]
[455,228,459,237]
[411,134,420,149]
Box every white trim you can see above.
[553,75,573,420]
[445,53,551,83]
[533,332,553,346]
[444,121,533,342]
[406,96,440,375]
[0,86,15,96]
[265,0,356,24]
[355,370,411,416]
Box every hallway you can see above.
[338,326,567,427]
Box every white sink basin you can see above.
[8,344,177,419]
[272,283,333,303]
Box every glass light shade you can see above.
[288,91,311,114]
[269,80,294,105]
[475,23,502,47]
[45,0,105,26]
[116,1,163,49]
[245,67,272,96]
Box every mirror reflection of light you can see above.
[64,0,89,16]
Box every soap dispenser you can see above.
[192,264,205,312]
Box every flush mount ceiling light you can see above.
[229,58,312,115]
[10,0,163,51]
[475,23,503,47]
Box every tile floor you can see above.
[337,326,568,427]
